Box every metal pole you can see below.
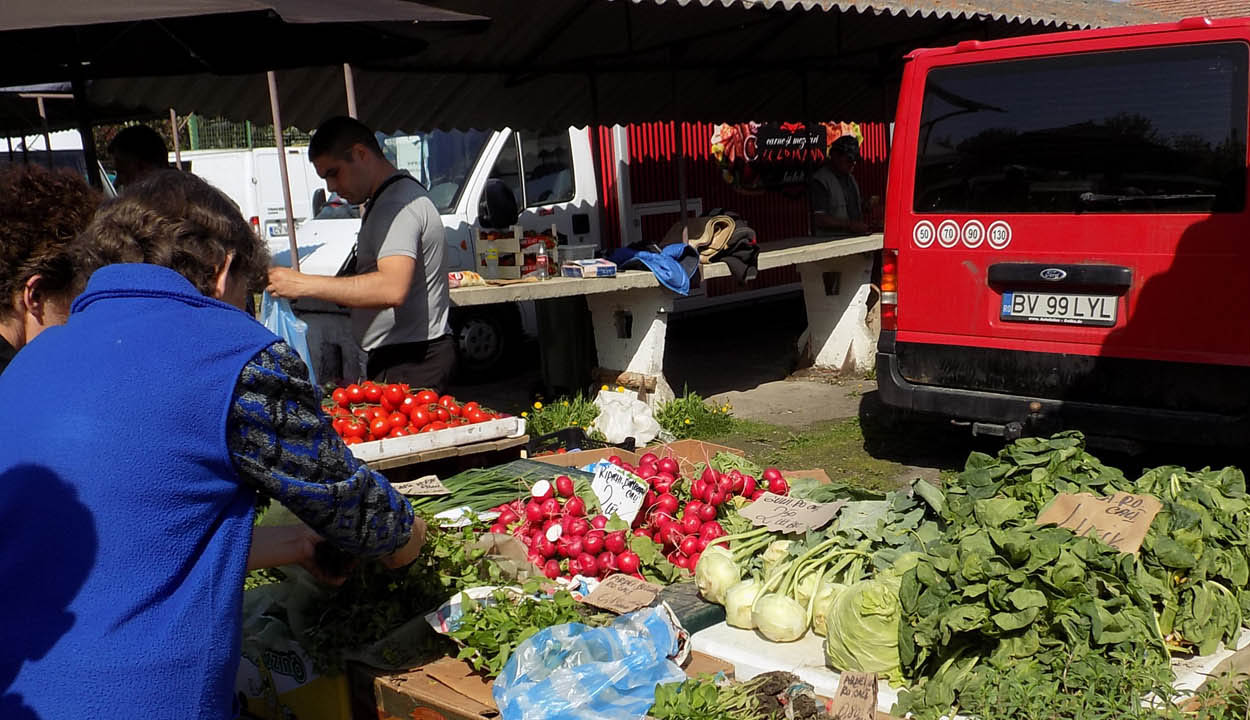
[343,64,358,118]
[187,113,200,150]
[36,96,53,169]
[71,76,102,190]
[169,108,183,170]
[267,71,300,271]
[6,136,13,163]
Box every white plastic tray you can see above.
[348,416,526,463]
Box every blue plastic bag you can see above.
[493,607,686,720]
[260,291,317,389]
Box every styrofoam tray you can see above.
[348,416,526,463]
[693,621,1250,716]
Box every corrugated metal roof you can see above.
[1127,0,1248,20]
[88,0,1172,132]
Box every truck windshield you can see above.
[914,42,1248,214]
[378,129,491,214]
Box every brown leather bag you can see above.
[662,215,736,263]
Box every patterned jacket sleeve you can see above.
[226,341,413,557]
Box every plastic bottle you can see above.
[535,242,549,280]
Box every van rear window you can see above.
[914,42,1248,214]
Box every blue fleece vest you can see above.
[0,264,279,720]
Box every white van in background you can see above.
[176,146,323,243]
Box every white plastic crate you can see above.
[348,416,526,464]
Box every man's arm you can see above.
[267,254,415,308]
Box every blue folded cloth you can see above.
[608,243,700,295]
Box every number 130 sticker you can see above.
[910,219,1012,250]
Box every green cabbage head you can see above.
[823,574,903,681]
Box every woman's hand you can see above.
[247,523,352,586]
[382,516,428,569]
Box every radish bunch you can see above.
[488,476,642,582]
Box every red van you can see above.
[877,17,1250,446]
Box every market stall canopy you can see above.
[1127,0,1247,19]
[0,0,488,85]
[84,0,1166,131]
[0,83,158,136]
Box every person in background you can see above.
[0,165,100,373]
[0,170,425,720]
[810,134,869,235]
[266,116,455,393]
[108,124,169,188]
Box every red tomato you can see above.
[438,395,458,409]
[343,436,361,445]
[418,425,436,433]
[416,389,438,404]
[383,384,406,408]
[368,407,387,421]
[447,404,462,418]
[387,412,408,429]
[370,418,390,437]
[466,410,486,424]
[435,407,451,423]
[352,407,371,419]
[410,407,431,428]
[332,417,348,434]
[343,419,367,439]
[428,421,448,432]
[331,388,350,408]
[364,384,383,403]
[400,396,420,414]
[387,427,406,438]
[461,401,481,415]
[346,384,365,404]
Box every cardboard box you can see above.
[562,258,617,278]
[530,447,641,469]
[362,652,734,720]
[645,439,746,479]
[236,630,353,720]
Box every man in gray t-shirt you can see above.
[267,117,456,392]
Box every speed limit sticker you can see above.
[937,220,960,248]
[913,220,935,248]
[962,220,985,249]
[988,221,1012,249]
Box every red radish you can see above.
[680,536,699,556]
[639,465,657,479]
[541,497,561,517]
[708,490,726,507]
[768,475,789,495]
[701,521,725,539]
[639,452,659,466]
[741,476,757,497]
[499,509,520,526]
[654,526,671,546]
[701,465,717,485]
[683,501,703,518]
[652,512,675,530]
[578,553,599,576]
[643,491,657,509]
[565,497,586,517]
[583,531,605,555]
[489,523,508,534]
[555,475,575,498]
[718,475,735,494]
[655,493,679,515]
[527,552,545,567]
[653,478,674,495]
[569,518,591,537]
[544,560,561,579]
[672,554,690,570]
[525,501,545,523]
[697,537,710,551]
[691,479,708,500]
[658,457,679,476]
[750,490,765,501]
[538,538,557,557]
[598,551,617,572]
[687,552,701,571]
[566,537,584,557]
[632,528,652,539]
[531,479,554,501]
[763,467,784,483]
[608,455,623,466]
[605,531,627,554]
[617,551,640,574]
[733,475,748,494]
[545,524,563,542]
[569,556,582,575]
[681,514,702,535]
[590,514,609,530]
[697,503,717,522]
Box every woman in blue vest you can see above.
[0,170,424,720]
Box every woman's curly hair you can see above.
[0,165,101,317]
[75,169,269,297]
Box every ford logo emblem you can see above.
[1040,268,1067,281]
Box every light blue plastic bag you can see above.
[493,607,686,720]
[260,291,317,389]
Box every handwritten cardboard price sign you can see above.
[592,463,649,525]
[583,574,662,614]
[390,475,451,496]
[828,671,878,720]
[1036,491,1162,554]
[740,492,844,533]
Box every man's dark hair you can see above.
[309,116,383,161]
[107,125,169,169]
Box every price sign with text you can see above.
[828,671,878,720]
[583,574,662,614]
[391,475,451,496]
[1036,491,1161,554]
[740,492,844,533]
[591,463,649,525]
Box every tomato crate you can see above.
[348,416,526,465]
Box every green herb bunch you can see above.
[649,675,765,720]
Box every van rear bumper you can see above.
[876,334,1250,446]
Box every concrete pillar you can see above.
[797,252,877,373]
[585,286,676,405]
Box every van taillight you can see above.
[249,216,260,236]
[881,249,898,331]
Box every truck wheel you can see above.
[452,310,518,379]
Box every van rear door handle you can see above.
[987,263,1132,293]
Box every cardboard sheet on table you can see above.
[423,657,499,711]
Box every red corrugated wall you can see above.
[594,121,889,297]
